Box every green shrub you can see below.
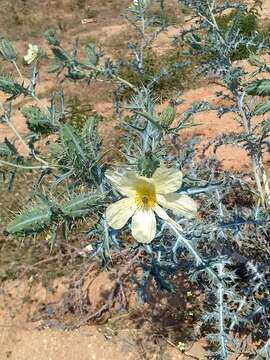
[216,11,259,60]
[65,96,102,131]
[119,46,201,98]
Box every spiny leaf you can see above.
[61,192,104,219]
[248,53,264,68]
[83,43,100,67]
[47,61,64,74]
[0,74,29,99]
[59,123,87,163]
[0,139,17,157]
[44,28,60,47]
[21,106,58,134]
[7,206,52,235]
[254,100,270,115]
[51,47,70,63]
[245,79,270,96]
[0,38,16,62]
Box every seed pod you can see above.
[159,106,176,128]
[7,206,52,235]
[66,69,86,80]
[61,192,103,219]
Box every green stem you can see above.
[0,159,51,170]
[12,60,24,83]
[136,111,163,131]
[4,116,30,154]
[78,63,138,92]
[238,92,269,207]
[4,115,50,166]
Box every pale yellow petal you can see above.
[152,166,183,194]
[131,209,156,243]
[106,198,136,229]
[157,193,197,219]
[154,205,183,230]
[154,204,170,220]
[105,169,138,197]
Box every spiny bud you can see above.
[0,74,29,98]
[159,105,176,129]
[0,38,16,62]
[84,43,100,67]
[137,152,160,178]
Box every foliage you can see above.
[216,10,259,60]
[119,45,202,98]
[0,0,270,359]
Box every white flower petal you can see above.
[24,55,32,64]
[106,197,136,229]
[157,193,198,219]
[24,44,39,64]
[131,209,156,243]
[154,205,183,230]
[105,169,138,197]
[152,166,183,194]
[154,204,170,220]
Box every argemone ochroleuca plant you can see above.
[105,165,198,243]
[1,0,270,357]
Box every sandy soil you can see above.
[0,0,269,359]
[0,276,206,360]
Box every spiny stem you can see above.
[217,263,229,358]
[238,92,269,207]
[166,217,221,283]
[0,159,52,170]
[4,116,30,155]
[11,59,50,115]
[3,112,50,166]
[76,63,138,92]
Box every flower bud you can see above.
[159,105,176,129]
[137,153,160,177]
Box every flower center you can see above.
[134,181,156,210]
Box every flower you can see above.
[105,165,198,244]
[24,44,40,65]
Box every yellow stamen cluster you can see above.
[134,181,156,210]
